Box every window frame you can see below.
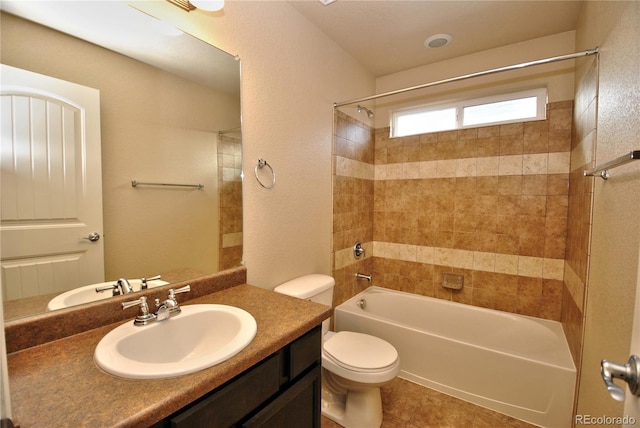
[390,88,548,138]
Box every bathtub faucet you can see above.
[355,272,372,282]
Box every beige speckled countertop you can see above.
[7,284,332,428]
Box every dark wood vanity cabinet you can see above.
[154,325,322,428]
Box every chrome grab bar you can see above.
[584,150,639,180]
[131,180,204,189]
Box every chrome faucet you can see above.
[116,278,134,294]
[122,285,191,326]
[122,296,156,326]
[96,275,161,295]
[95,278,134,296]
[154,285,191,321]
[355,272,372,282]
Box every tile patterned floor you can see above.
[321,377,537,428]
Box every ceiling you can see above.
[0,1,240,95]
[2,1,583,91]
[288,0,584,77]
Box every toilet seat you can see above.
[322,331,400,385]
[324,331,398,372]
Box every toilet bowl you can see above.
[321,331,400,427]
[274,274,400,428]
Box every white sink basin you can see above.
[94,304,257,379]
[46,279,168,311]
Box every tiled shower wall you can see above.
[218,135,243,270]
[332,101,574,322]
[562,58,598,366]
[332,112,375,305]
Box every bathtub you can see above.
[334,286,576,428]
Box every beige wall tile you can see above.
[548,152,571,174]
[437,159,457,177]
[456,158,477,177]
[498,155,523,175]
[518,256,544,277]
[333,104,573,322]
[477,156,499,176]
[523,153,548,175]
[416,245,435,264]
[495,254,519,275]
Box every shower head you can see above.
[357,105,374,119]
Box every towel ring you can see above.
[255,158,276,189]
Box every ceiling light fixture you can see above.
[318,0,338,5]
[190,0,224,12]
[424,33,452,49]
[166,0,224,12]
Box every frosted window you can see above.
[463,97,538,126]
[395,108,456,137]
[390,88,547,138]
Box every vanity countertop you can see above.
[3,267,207,320]
[7,284,332,428]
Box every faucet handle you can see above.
[169,285,191,299]
[122,296,156,326]
[173,285,191,294]
[95,283,119,295]
[122,296,149,310]
[140,274,162,290]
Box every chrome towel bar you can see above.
[131,180,204,189]
[584,150,640,180]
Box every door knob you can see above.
[83,232,101,242]
[601,355,640,401]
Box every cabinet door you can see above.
[288,326,321,381]
[241,365,321,428]
[169,354,281,428]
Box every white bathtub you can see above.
[334,286,576,428]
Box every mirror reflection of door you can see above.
[1,64,104,301]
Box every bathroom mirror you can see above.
[0,3,242,321]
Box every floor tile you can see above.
[321,377,537,428]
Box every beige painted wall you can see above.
[132,1,375,288]
[373,31,576,129]
[575,1,640,418]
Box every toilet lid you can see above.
[324,331,398,371]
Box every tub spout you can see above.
[355,272,372,282]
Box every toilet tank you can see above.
[273,274,335,306]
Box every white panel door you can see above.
[624,251,640,425]
[0,64,104,301]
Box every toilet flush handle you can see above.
[601,355,640,401]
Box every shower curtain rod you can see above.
[333,48,598,108]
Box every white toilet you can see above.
[274,274,400,428]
